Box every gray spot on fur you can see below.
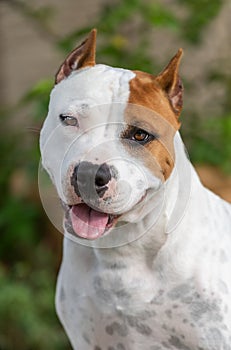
[104,261,126,270]
[108,345,126,350]
[190,301,211,321]
[165,309,172,319]
[138,310,157,319]
[168,283,191,300]
[151,289,165,305]
[190,300,223,323]
[136,323,152,336]
[117,344,126,350]
[126,314,152,335]
[95,276,130,302]
[115,289,131,300]
[126,315,137,328]
[78,103,89,117]
[125,310,156,327]
[106,322,128,337]
[182,295,194,304]
[93,277,111,302]
[106,324,114,335]
[169,335,191,350]
[94,346,102,350]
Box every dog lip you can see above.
[106,213,119,229]
[62,201,120,237]
[62,190,147,220]
[62,190,147,237]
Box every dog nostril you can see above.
[95,163,111,187]
[71,162,112,198]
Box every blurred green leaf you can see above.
[22,79,53,102]
[141,3,179,29]
[177,0,223,43]
[183,114,231,173]
[0,257,70,350]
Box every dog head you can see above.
[40,29,183,241]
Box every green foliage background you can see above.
[0,0,230,349]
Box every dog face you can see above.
[40,29,183,241]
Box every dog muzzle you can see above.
[67,161,120,240]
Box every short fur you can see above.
[40,29,231,350]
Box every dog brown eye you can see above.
[59,114,78,127]
[133,129,150,142]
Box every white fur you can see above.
[40,65,231,350]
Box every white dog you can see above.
[40,29,231,350]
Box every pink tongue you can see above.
[70,204,109,240]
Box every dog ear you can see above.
[55,29,97,84]
[156,49,183,117]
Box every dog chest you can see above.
[56,240,231,350]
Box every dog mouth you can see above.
[64,202,119,240]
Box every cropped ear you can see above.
[55,29,97,84]
[156,49,183,117]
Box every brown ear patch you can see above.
[55,29,97,84]
[156,49,184,116]
[127,56,183,180]
[128,70,181,130]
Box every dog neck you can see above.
[164,132,195,232]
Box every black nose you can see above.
[71,161,111,198]
[95,163,111,187]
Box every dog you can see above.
[40,29,231,350]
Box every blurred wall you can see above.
[0,0,106,104]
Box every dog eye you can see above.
[59,114,78,127]
[121,126,157,144]
[132,129,151,143]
